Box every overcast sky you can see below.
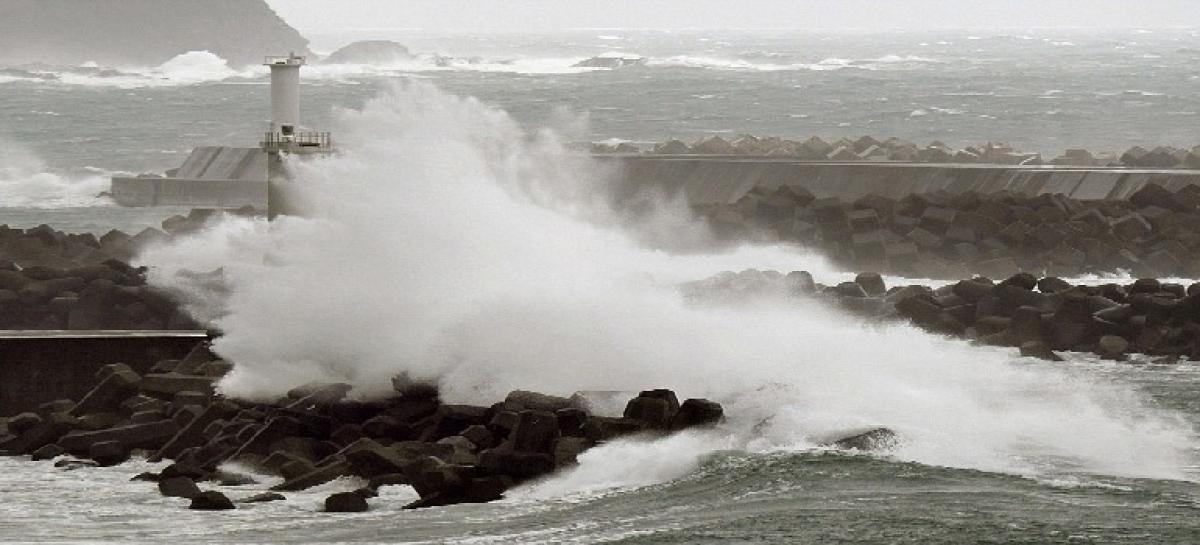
[266,1,1198,32]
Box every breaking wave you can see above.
[138,82,1197,493]
[0,139,111,208]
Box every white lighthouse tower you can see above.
[267,53,302,137]
[261,53,331,218]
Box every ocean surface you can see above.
[4,29,1200,543]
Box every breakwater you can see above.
[608,155,1200,204]
[687,269,1200,364]
[0,343,734,512]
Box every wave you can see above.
[0,139,111,208]
[0,51,262,88]
[138,83,1198,494]
[0,50,948,87]
[647,54,943,72]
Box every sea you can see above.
[3,29,1200,543]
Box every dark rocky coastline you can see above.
[595,134,1200,169]
[688,269,1200,363]
[0,208,254,330]
[701,182,1200,279]
[0,340,726,511]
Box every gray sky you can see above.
[266,1,1198,32]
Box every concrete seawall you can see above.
[0,331,207,415]
[605,155,1200,205]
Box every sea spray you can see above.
[0,138,111,207]
[140,82,1196,485]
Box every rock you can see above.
[785,271,816,294]
[88,440,129,466]
[70,368,141,416]
[324,491,369,513]
[271,459,351,492]
[477,450,555,480]
[368,473,408,489]
[511,411,560,454]
[828,428,899,451]
[31,443,65,461]
[623,390,680,429]
[1019,340,1063,361]
[670,399,725,430]
[238,492,286,504]
[321,40,412,65]
[7,412,41,435]
[58,419,180,454]
[286,382,353,409]
[1097,335,1130,361]
[0,413,77,455]
[342,438,410,478]
[1037,277,1072,294]
[138,373,216,397]
[1130,183,1190,212]
[153,400,239,461]
[553,436,591,467]
[503,390,574,412]
[572,55,645,69]
[854,272,887,297]
[833,281,868,298]
[159,476,202,499]
[189,490,235,510]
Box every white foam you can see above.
[0,138,112,208]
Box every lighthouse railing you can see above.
[261,131,331,152]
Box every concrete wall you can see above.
[607,155,1200,205]
[0,331,207,416]
[110,177,267,208]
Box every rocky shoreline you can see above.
[689,269,1200,363]
[0,209,252,330]
[595,134,1200,169]
[701,182,1200,279]
[0,341,727,512]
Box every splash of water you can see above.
[0,138,111,207]
[140,82,1196,487]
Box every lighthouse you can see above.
[267,53,303,137]
[262,53,331,218]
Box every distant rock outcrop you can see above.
[320,40,414,65]
[572,55,645,69]
[0,0,311,67]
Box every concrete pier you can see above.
[0,330,208,415]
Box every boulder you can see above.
[324,491,369,512]
[138,373,216,397]
[238,492,286,504]
[30,443,65,461]
[503,390,574,413]
[827,428,898,451]
[189,491,235,510]
[1097,335,1130,361]
[70,368,141,416]
[58,419,180,454]
[271,459,351,492]
[342,438,410,478]
[854,272,887,297]
[159,476,202,499]
[670,399,725,430]
[88,440,130,466]
[511,411,560,454]
[7,412,41,435]
[0,413,78,454]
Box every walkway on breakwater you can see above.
[602,155,1200,205]
[0,330,209,415]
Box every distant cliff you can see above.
[0,0,311,67]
